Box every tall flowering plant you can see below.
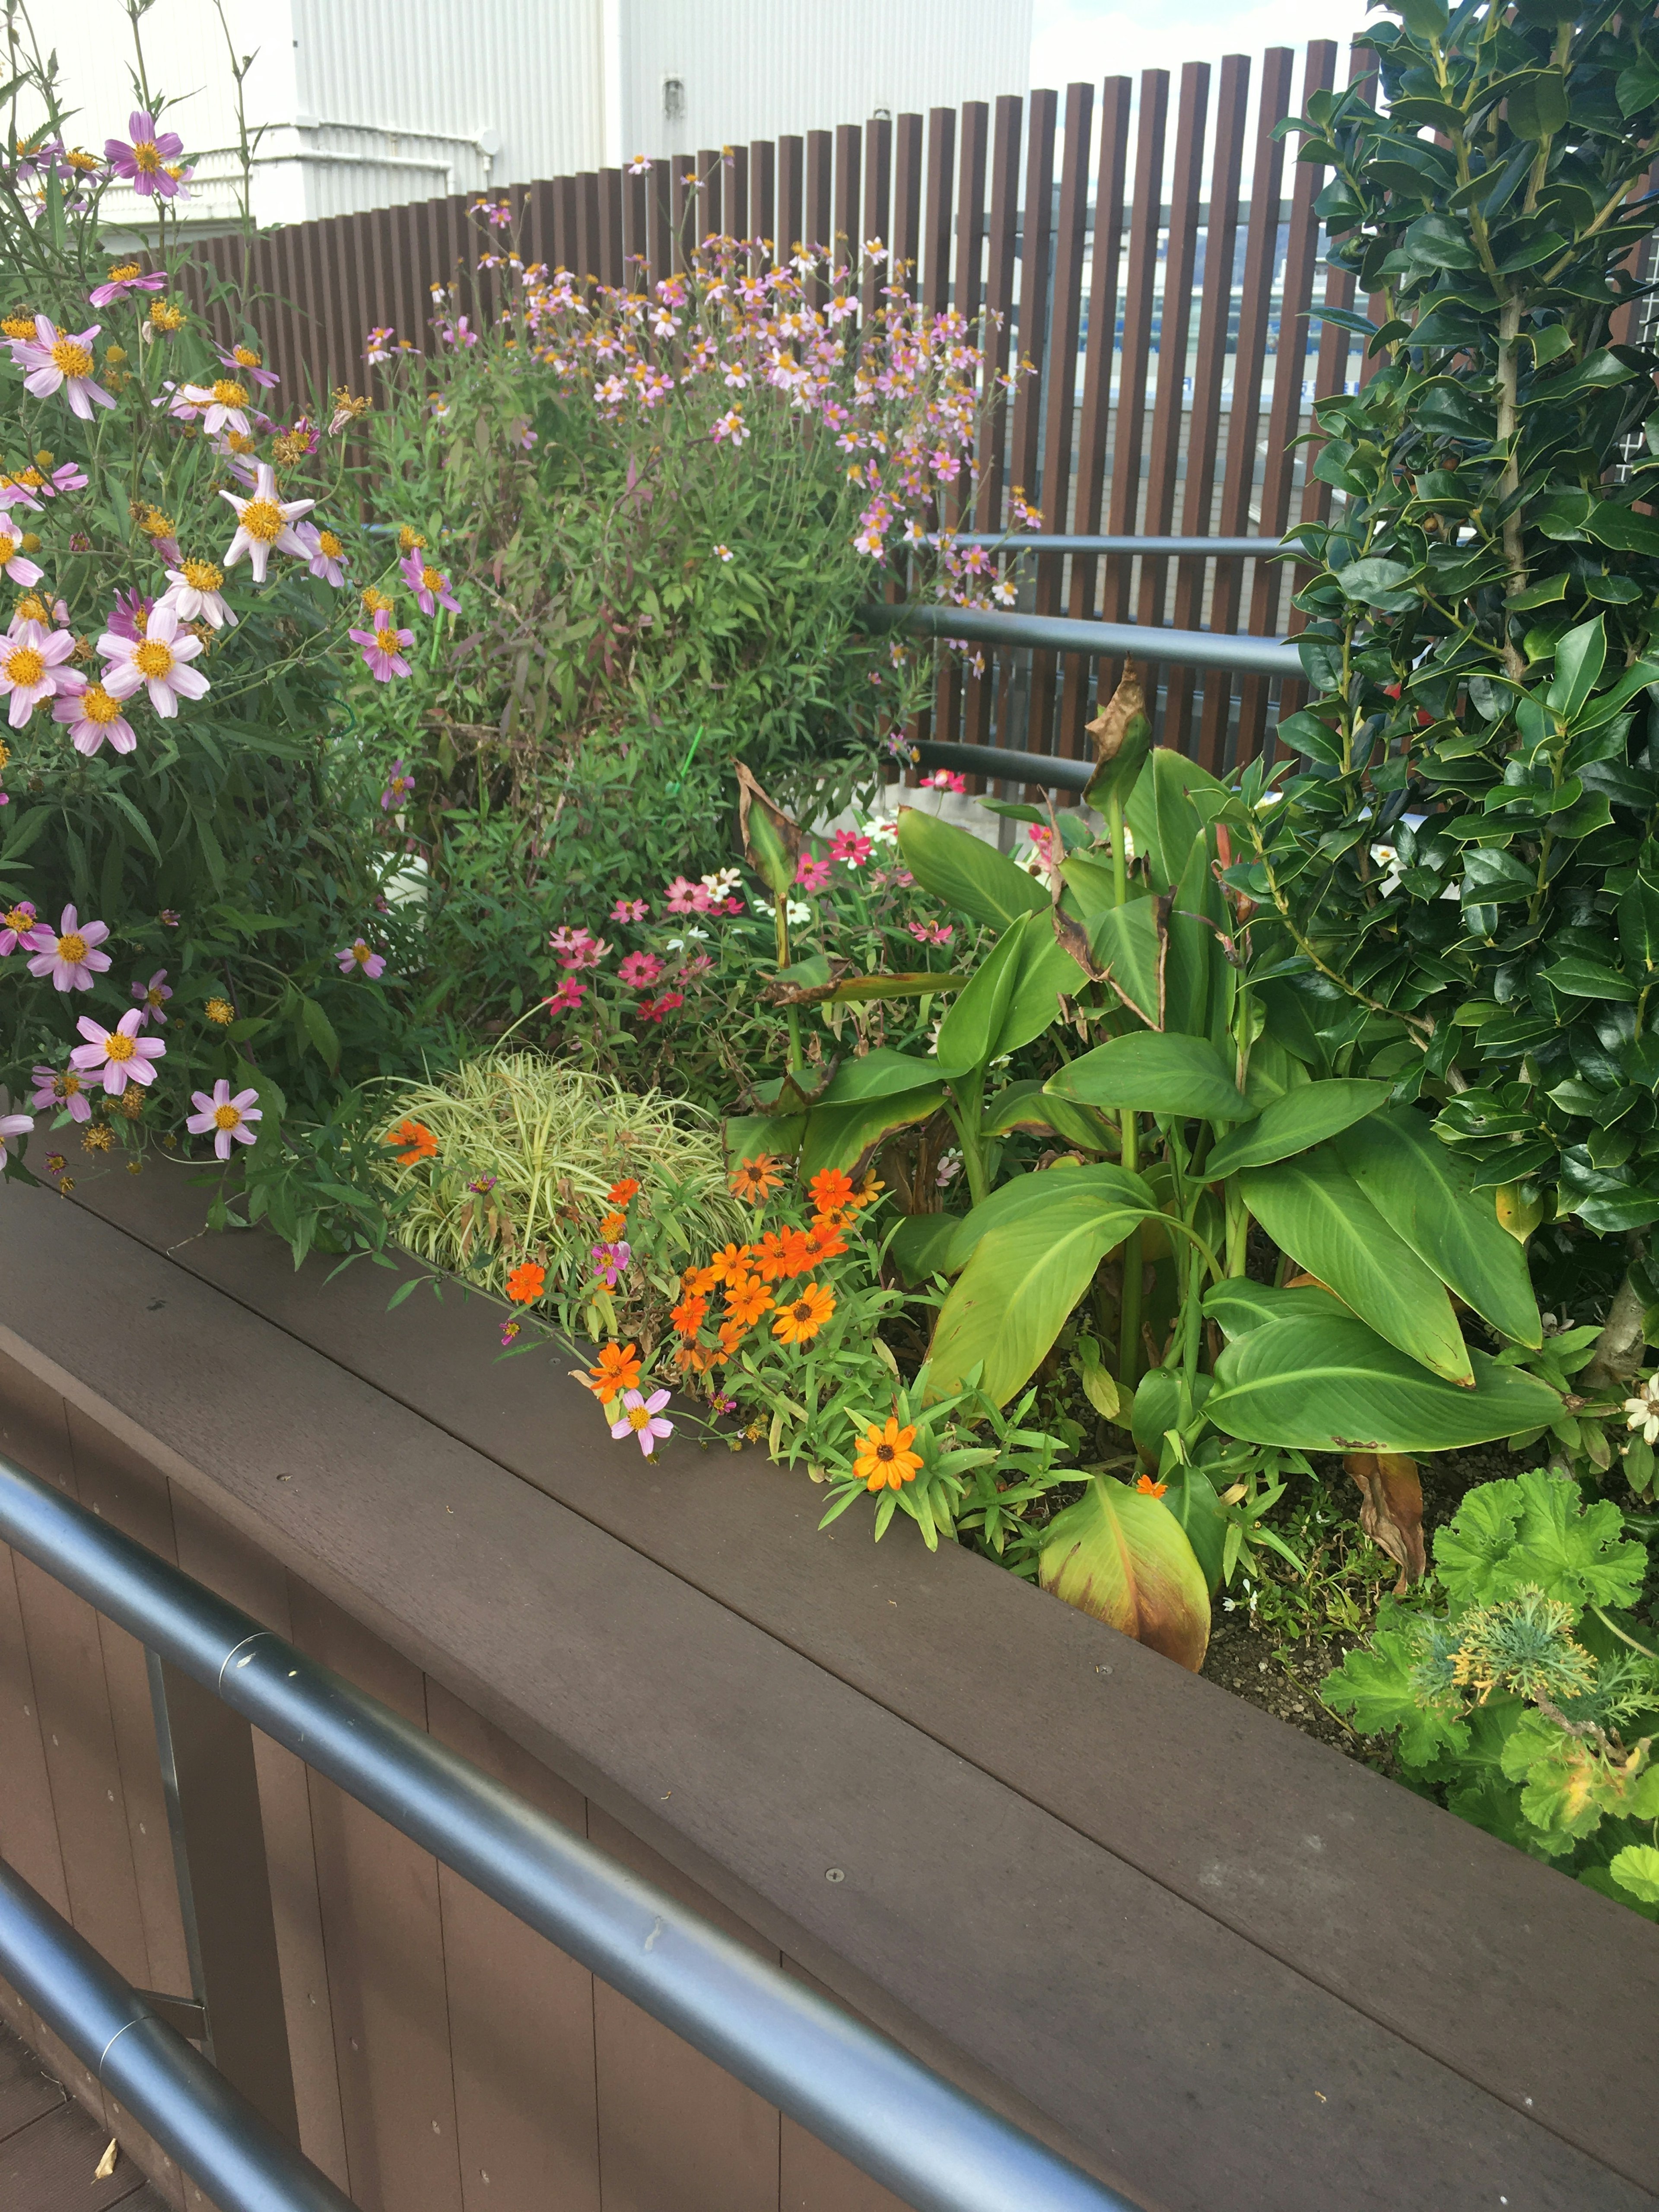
[0,26,450,1205]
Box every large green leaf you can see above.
[1202,1279,1352,1337]
[935,918,1023,1071]
[1124,748,1225,893]
[1048,1030,1254,1122]
[997,923,1079,1059]
[822,1047,959,1102]
[1239,1147,1472,1382]
[927,1190,1150,1403]
[980,1080,1116,1152]
[798,1087,945,1182]
[1038,1477,1211,1670]
[1206,1078,1392,1178]
[1332,1109,1543,1348]
[886,1211,960,1287]
[943,1162,1156,1272]
[1206,1315,1561,1450]
[725,1111,805,1164]
[1085,898,1163,1025]
[897,806,1049,928]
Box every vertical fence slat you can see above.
[777,134,804,258]
[624,164,647,280]
[645,162,671,284]
[922,108,956,315]
[1197,46,1293,770]
[1236,39,1337,760]
[697,147,721,244]
[963,93,1024,755]
[833,123,860,276]
[1025,82,1092,765]
[1168,53,1251,753]
[806,129,833,302]
[1058,76,1131,760]
[726,145,749,243]
[1100,71,1170,634]
[671,160,692,272]
[1006,84,1059,770]
[578,171,602,280]
[931,100,985,754]
[892,113,922,289]
[599,167,624,285]
[527,178,554,276]
[553,175,576,271]
[749,138,775,254]
[861,114,893,316]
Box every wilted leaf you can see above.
[94,2140,118,2181]
[1344,1450,1426,1593]
[734,761,802,896]
[1039,1476,1211,1669]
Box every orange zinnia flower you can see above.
[505,1261,547,1304]
[588,1340,643,1396]
[808,1167,855,1217]
[753,1226,814,1281]
[803,1218,848,1265]
[771,1281,835,1345]
[674,1341,716,1374]
[725,1279,774,1328]
[854,1416,923,1493]
[608,1177,641,1206]
[682,1262,719,1297]
[853,1172,885,1209]
[386,1116,437,1166]
[1134,1473,1168,1498]
[729,1154,782,1203]
[599,1209,628,1237]
[706,1241,753,1285]
[671,1290,708,1337]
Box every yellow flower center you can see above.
[1,314,35,340]
[211,378,249,408]
[134,639,174,678]
[233,345,261,369]
[352,941,372,961]
[238,498,283,543]
[80,685,122,724]
[181,558,223,590]
[132,140,160,174]
[226,430,257,454]
[140,507,174,536]
[318,530,343,557]
[398,527,425,553]
[422,565,442,591]
[105,345,127,365]
[58,932,86,963]
[626,1403,653,1430]
[13,594,47,624]
[108,263,141,283]
[50,338,93,379]
[105,1030,136,1062]
[3,904,27,928]
[360,587,391,613]
[149,302,184,330]
[213,1102,242,1130]
[0,539,15,568]
[206,998,234,1023]
[4,645,44,686]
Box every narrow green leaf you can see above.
[1206,1078,1391,1177]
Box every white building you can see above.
[32,0,1033,231]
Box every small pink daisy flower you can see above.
[545,976,586,1013]
[351,611,414,682]
[28,905,111,991]
[88,263,167,308]
[215,341,280,391]
[0,1109,32,1167]
[52,677,137,756]
[0,619,76,726]
[295,521,349,587]
[1,900,46,955]
[186,1079,264,1159]
[829,829,872,868]
[105,111,186,198]
[338,938,386,979]
[618,950,664,988]
[98,601,209,719]
[610,1386,673,1456]
[610,897,648,922]
[31,1065,94,1123]
[0,519,43,589]
[219,461,315,582]
[400,547,461,617]
[664,875,713,915]
[131,969,172,1027]
[10,316,114,420]
[794,854,832,893]
[69,1008,167,1095]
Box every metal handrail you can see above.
[0,1453,1138,2212]
[905,739,1095,794]
[861,599,1304,679]
[0,1858,354,2212]
[930,534,1279,556]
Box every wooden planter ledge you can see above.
[0,1168,1655,2212]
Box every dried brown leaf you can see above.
[1344,1449,1427,1595]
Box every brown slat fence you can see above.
[175,42,1385,771]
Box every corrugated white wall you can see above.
[616,0,1033,164]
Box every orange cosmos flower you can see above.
[505,1261,546,1305]
[853,1172,885,1209]
[771,1281,835,1345]
[682,1262,720,1297]
[671,1290,708,1336]
[607,1177,641,1207]
[854,1416,923,1492]
[588,1341,644,1396]
[729,1153,782,1203]
[808,1167,855,1217]
[386,1116,437,1165]
[1134,1473,1168,1498]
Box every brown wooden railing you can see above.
[175,42,1384,768]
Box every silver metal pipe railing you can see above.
[861,599,1304,679]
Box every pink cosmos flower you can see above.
[99,601,209,719]
[400,547,461,617]
[52,675,138,756]
[31,1064,94,1123]
[439,316,479,348]
[10,317,114,420]
[907,918,954,946]
[214,342,280,391]
[923,769,967,794]
[0,619,76,726]
[380,759,415,810]
[105,111,186,198]
[88,264,166,308]
[0,520,43,589]
[350,611,413,682]
[610,1386,674,1456]
[131,969,172,1027]
[1,900,46,956]
[219,461,315,582]
[69,1008,166,1095]
[829,829,872,868]
[338,938,386,979]
[186,1080,264,1160]
[365,327,395,364]
[794,855,833,893]
[610,897,648,922]
[618,950,664,988]
[0,1110,32,1168]
[591,1239,632,1287]
[105,589,153,642]
[29,906,112,992]
[545,976,586,1014]
[294,521,349,587]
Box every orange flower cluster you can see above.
[506,1260,546,1304]
[386,1116,437,1166]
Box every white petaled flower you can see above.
[219,461,315,583]
[0,618,75,726]
[98,601,210,719]
[179,378,254,436]
[0,519,43,589]
[159,558,236,629]
[700,867,741,899]
[1624,1376,1659,1447]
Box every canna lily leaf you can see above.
[942,1161,1155,1272]
[1039,1476,1211,1671]
[897,805,1049,929]
[1202,1279,1351,1337]
[1205,1077,1391,1177]
[1048,1030,1254,1122]
[798,1086,945,1184]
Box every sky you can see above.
[1030,0,1374,105]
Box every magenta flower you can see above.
[70,1009,166,1095]
[610,1386,674,1456]
[105,589,153,642]
[591,1239,632,1287]
[31,1064,94,1123]
[186,1079,264,1160]
[89,264,166,308]
[380,760,416,810]
[924,769,968,794]
[664,875,714,915]
[610,897,648,922]
[105,111,186,196]
[829,829,873,868]
[618,950,664,988]
[0,520,43,589]
[295,521,349,587]
[131,969,172,1027]
[400,547,461,617]
[350,611,414,682]
[1,900,46,956]
[0,1110,32,1169]
[907,918,954,947]
[0,619,76,726]
[545,976,586,1014]
[9,316,114,420]
[219,461,315,582]
[98,602,209,720]
[214,342,280,391]
[794,854,833,893]
[28,905,111,991]
[549,925,610,970]
[338,938,386,979]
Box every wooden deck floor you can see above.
[0,2019,171,2211]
